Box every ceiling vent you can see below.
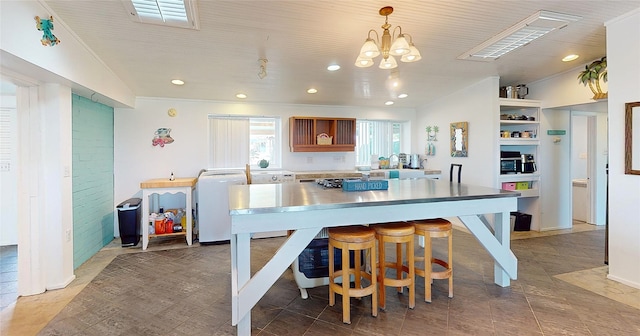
[123,0,200,30]
[458,10,581,61]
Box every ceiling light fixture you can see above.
[562,54,579,62]
[458,10,581,61]
[124,0,200,29]
[398,93,408,98]
[258,59,268,79]
[307,88,318,94]
[327,64,340,71]
[171,79,184,85]
[355,6,421,70]
[236,93,247,99]
[385,101,394,106]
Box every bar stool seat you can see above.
[411,218,453,303]
[373,222,415,310]
[328,226,378,324]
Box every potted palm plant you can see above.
[578,56,607,100]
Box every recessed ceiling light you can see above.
[385,101,394,106]
[562,54,579,62]
[236,93,247,99]
[327,64,341,71]
[398,93,408,99]
[171,79,185,85]
[307,88,318,94]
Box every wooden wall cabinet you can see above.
[289,117,356,152]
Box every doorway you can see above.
[0,79,18,308]
[569,102,608,227]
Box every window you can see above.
[355,120,404,166]
[208,116,280,168]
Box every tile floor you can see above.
[2,223,639,335]
[0,245,18,311]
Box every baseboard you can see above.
[607,274,640,290]
[46,274,76,291]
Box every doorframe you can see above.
[571,111,603,225]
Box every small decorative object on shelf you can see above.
[258,159,269,168]
[316,133,333,145]
[169,172,175,181]
[577,56,607,100]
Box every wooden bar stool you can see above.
[411,219,453,303]
[328,226,378,324]
[373,222,415,310]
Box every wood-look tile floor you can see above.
[2,223,639,335]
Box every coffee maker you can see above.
[521,154,536,173]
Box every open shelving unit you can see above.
[289,116,356,152]
[498,98,541,231]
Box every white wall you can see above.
[40,84,74,289]
[113,97,416,206]
[526,58,610,228]
[606,9,640,289]
[571,115,588,179]
[527,61,608,108]
[539,108,572,230]
[415,77,499,186]
[0,0,135,107]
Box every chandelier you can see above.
[355,6,421,69]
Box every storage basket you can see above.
[501,182,516,191]
[316,133,333,145]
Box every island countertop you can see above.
[229,178,519,215]
[228,178,520,335]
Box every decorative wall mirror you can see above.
[625,102,640,175]
[450,121,468,157]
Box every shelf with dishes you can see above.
[497,98,541,230]
[499,138,540,145]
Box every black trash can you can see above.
[117,198,142,247]
[511,211,532,231]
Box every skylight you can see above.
[124,0,200,29]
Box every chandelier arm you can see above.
[367,29,380,44]
[392,26,403,37]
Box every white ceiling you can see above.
[42,0,640,108]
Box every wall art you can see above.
[450,122,468,157]
[425,125,439,156]
[35,16,60,46]
[152,128,174,147]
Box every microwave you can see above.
[501,158,522,174]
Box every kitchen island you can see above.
[228,179,519,335]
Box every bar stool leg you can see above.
[329,243,335,307]
[407,236,415,307]
[395,243,403,293]
[378,236,387,309]
[448,233,453,298]
[425,233,433,303]
[341,244,350,324]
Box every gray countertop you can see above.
[229,179,519,215]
